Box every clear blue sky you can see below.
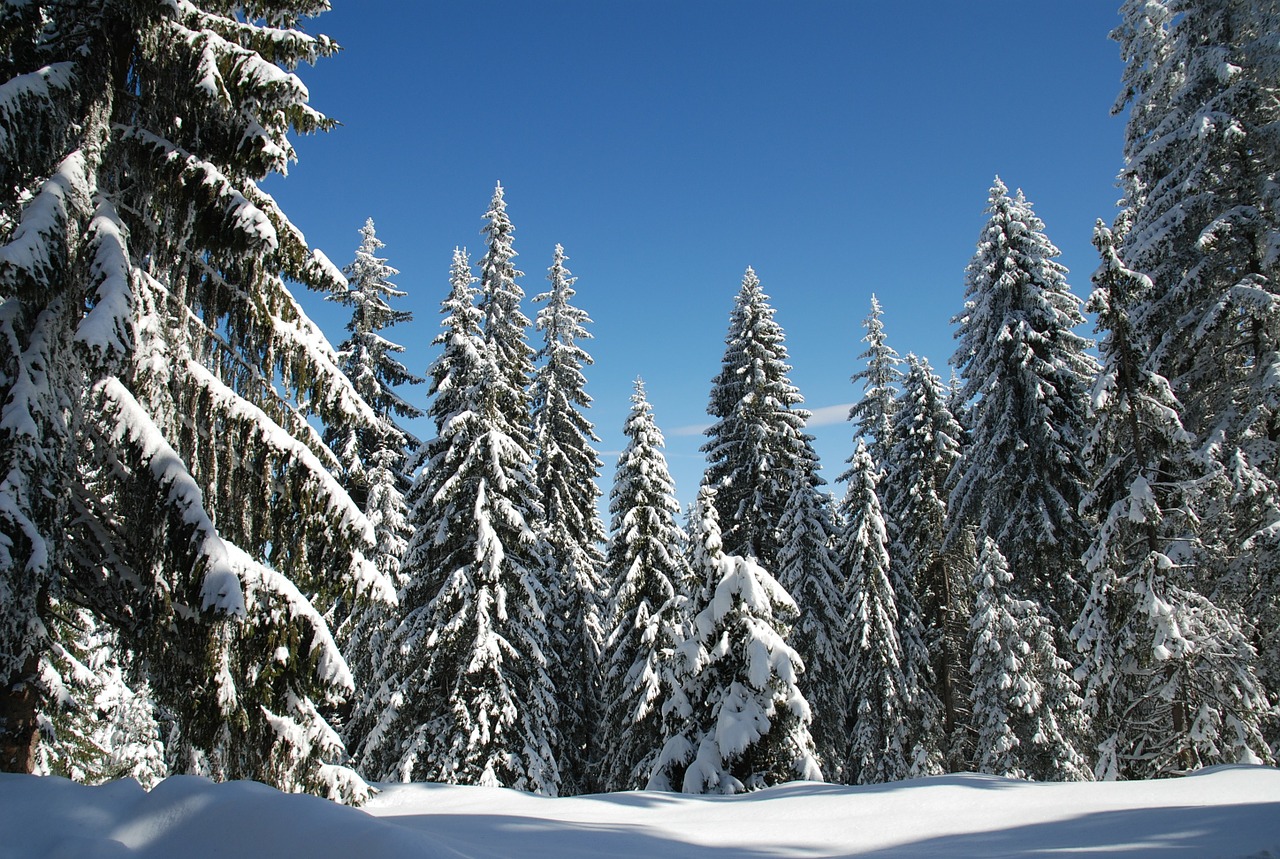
[263,1,1128,509]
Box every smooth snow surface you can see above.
[2,766,1278,858]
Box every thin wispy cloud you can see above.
[806,403,855,428]
[670,422,711,437]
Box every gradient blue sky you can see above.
[264,1,1129,509]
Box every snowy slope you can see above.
[2,766,1278,858]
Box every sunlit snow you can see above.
[3,765,1277,858]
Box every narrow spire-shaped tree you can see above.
[845,294,902,473]
[0,0,390,798]
[885,354,971,764]
[650,486,821,793]
[356,247,559,794]
[968,537,1090,782]
[775,471,849,780]
[842,441,943,783]
[598,380,691,792]
[326,218,423,499]
[331,219,421,733]
[532,244,607,794]
[1074,222,1271,780]
[477,182,534,451]
[702,268,816,568]
[948,178,1097,628]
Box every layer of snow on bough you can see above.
[3,765,1277,858]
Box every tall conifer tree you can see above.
[775,472,849,779]
[1074,223,1271,779]
[842,442,943,783]
[1111,0,1280,731]
[356,245,560,794]
[948,179,1097,629]
[845,294,902,474]
[0,0,390,799]
[598,380,690,792]
[702,268,816,568]
[886,355,972,766]
[532,244,606,794]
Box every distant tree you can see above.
[842,442,943,783]
[0,0,389,800]
[702,268,817,568]
[885,355,972,766]
[948,178,1097,629]
[968,537,1090,782]
[326,218,423,501]
[477,182,534,450]
[845,294,902,473]
[649,486,821,793]
[356,245,559,794]
[775,470,849,780]
[597,380,690,792]
[532,244,607,794]
[1074,222,1271,779]
[330,219,421,748]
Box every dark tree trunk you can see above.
[0,654,40,773]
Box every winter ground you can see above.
[1,766,1277,858]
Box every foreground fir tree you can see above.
[948,178,1097,629]
[0,0,390,798]
[702,268,817,568]
[842,442,943,783]
[844,294,902,475]
[650,486,821,794]
[1111,0,1280,732]
[597,380,691,792]
[774,470,849,780]
[532,244,607,794]
[968,537,1090,782]
[1074,223,1271,779]
[885,354,971,763]
[356,247,559,794]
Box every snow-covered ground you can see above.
[2,765,1277,858]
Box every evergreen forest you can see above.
[0,0,1276,803]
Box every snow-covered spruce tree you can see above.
[649,485,820,793]
[597,379,691,792]
[532,244,607,794]
[325,217,422,501]
[885,354,972,766]
[968,537,1090,782]
[702,267,817,569]
[330,218,421,742]
[0,1,390,799]
[842,441,943,783]
[948,178,1097,630]
[774,468,849,780]
[1073,222,1271,780]
[844,294,902,475]
[1111,0,1280,733]
[477,182,534,450]
[356,245,559,794]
